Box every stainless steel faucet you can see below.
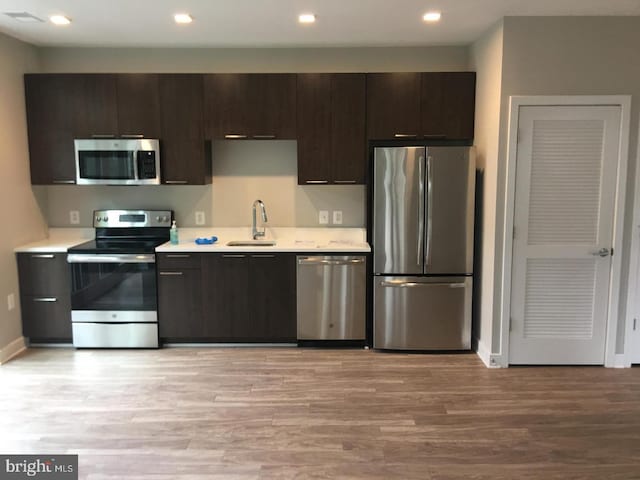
[252,199,268,240]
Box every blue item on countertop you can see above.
[195,236,218,245]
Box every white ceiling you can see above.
[0,0,639,48]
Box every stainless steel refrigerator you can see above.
[372,146,475,350]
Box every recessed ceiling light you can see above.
[298,13,316,24]
[423,11,441,22]
[50,15,71,25]
[174,13,193,24]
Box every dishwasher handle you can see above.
[298,257,365,266]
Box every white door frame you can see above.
[624,131,640,366]
[499,95,632,368]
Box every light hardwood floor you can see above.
[0,347,639,479]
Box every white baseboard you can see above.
[0,336,26,365]
[612,354,630,368]
[473,337,496,368]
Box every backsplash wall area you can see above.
[38,140,366,228]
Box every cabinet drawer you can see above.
[157,253,201,269]
[17,253,70,296]
[21,294,72,341]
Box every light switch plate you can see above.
[319,210,329,225]
[333,211,343,225]
[7,293,15,311]
[195,211,205,225]
[69,210,80,225]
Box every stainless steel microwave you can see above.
[74,138,161,185]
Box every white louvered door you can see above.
[509,105,621,364]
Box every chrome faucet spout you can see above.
[252,199,268,240]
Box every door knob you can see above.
[591,247,611,257]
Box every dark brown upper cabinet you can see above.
[159,74,211,185]
[204,74,296,140]
[366,72,476,141]
[116,74,161,138]
[74,74,118,138]
[297,73,366,185]
[421,72,476,140]
[24,74,83,184]
[366,73,421,140]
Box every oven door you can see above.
[67,253,158,348]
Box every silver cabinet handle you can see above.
[591,248,611,257]
[380,281,466,288]
[423,134,446,139]
[252,135,276,139]
[31,254,55,259]
[120,134,144,138]
[165,254,191,258]
[91,134,116,138]
[251,254,275,258]
[159,271,183,276]
[305,180,329,184]
[417,156,425,266]
[394,133,417,138]
[224,134,248,139]
[222,254,246,258]
[334,180,357,184]
[67,253,155,264]
[164,180,188,184]
[52,180,75,184]
[32,297,57,302]
[426,155,434,267]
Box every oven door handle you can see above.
[67,253,156,264]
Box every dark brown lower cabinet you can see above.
[21,295,72,342]
[157,253,203,341]
[201,253,296,342]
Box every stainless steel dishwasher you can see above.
[296,255,366,340]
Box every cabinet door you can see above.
[21,295,72,341]
[421,72,476,140]
[252,74,297,139]
[75,74,118,138]
[157,267,203,340]
[366,73,421,140]
[202,254,248,339]
[204,74,253,139]
[159,74,211,184]
[24,74,81,184]
[117,74,161,138]
[17,253,70,296]
[296,74,332,184]
[249,254,297,341]
[331,74,366,184]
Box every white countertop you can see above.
[156,227,370,253]
[14,227,370,253]
[14,228,94,253]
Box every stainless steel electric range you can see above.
[67,209,173,348]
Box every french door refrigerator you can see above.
[373,146,475,350]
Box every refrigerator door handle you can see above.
[425,155,434,267]
[417,155,425,266]
[380,281,466,288]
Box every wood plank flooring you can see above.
[0,348,639,479]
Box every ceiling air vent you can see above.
[4,12,44,23]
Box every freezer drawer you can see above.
[297,256,366,340]
[374,276,471,350]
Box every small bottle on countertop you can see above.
[170,220,179,245]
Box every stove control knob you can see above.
[103,216,109,222]
[156,216,161,222]
[96,216,102,222]
[162,216,168,222]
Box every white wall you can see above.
[35,45,469,229]
[494,17,640,357]
[469,21,504,363]
[0,32,45,354]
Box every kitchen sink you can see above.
[226,240,276,247]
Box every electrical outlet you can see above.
[7,293,15,311]
[69,210,80,225]
[333,210,343,225]
[319,210,329,225]
[195,211,205,225]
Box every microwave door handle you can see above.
[132,150,140,180]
